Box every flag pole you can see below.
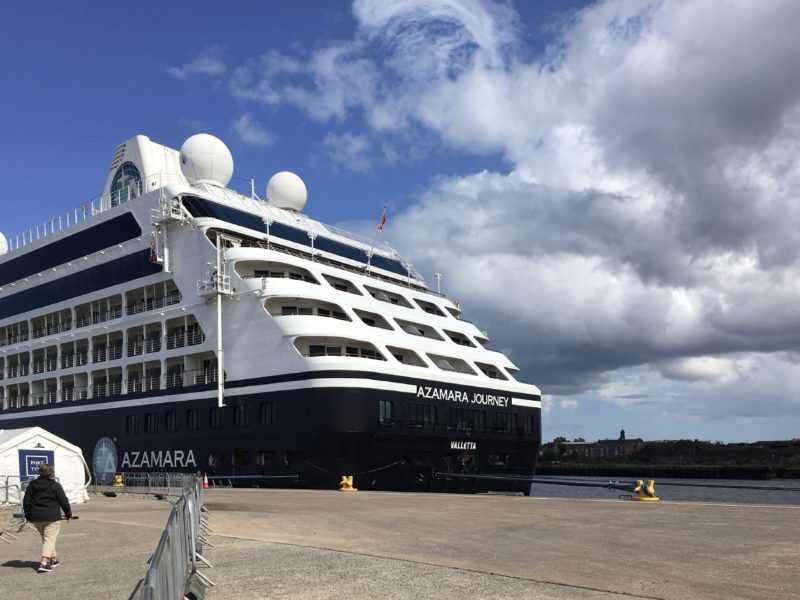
[365,206,386,274]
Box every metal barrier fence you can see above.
[92,472,197,497]
[1,475,23,505]
[141,476,214,600]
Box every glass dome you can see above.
[110,161,142,206]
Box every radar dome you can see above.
[179,134,234,187]
[267,171,307,212]
[0,232,7,255]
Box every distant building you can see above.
[555,429,644,460]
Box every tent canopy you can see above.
[0,426,89,505]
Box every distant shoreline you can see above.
[536,463,800,480]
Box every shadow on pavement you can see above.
[2,560,40,570]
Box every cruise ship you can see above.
[0,134,542,492]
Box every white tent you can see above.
[0,427,89,505]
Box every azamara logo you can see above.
[120,449,196,469]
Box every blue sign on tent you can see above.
[19,449,55,485]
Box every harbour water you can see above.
[532,475,800,504]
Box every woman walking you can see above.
[22,463,72,573]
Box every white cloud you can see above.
[227,0,800,435]
[321,132,372,172]
[232,114,273,146]
[167,46,226,80]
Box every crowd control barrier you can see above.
[93,471,197,498]
[141,476,213,600]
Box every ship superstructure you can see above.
[0,134,541,492]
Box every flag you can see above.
[377,207,387,232]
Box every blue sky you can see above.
[3,1,800,443]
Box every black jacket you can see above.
[22,477,72,522]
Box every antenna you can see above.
[435,272,443,294]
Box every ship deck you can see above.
[2,488,798,599]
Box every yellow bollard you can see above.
[111,473,125,487]
[339,475,357,492]
[632,479,659,502]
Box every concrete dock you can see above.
[1,489,798,599]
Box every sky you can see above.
[2,1,799,443]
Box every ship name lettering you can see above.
[121,449,197,469]
[415,386,509,407]
[450,441,476,450]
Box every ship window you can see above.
[445,330,475,347]
[354,309,394,330]
[396,319,444,340]
[386,346,427,367]
[318,308,331,317]
[488,454,509,466]
[364,285,412,308]
[298,307,313,316]
[493,412,518,434]
[208,452,224,467]
[407,403,436,429]
[233,448,251,466]
[378,400,393,425]
[125,414,139,435]
[282,306,298,316]
[257,451,276,466]
[110,161,142,206]
[186,409,201,431]
[209,407,225,430]
[233,405,249,428]
[448,407,485,432]
[428,353,476,375]
[322,274,362,295]
[285,450,305,467]
[414,299,445,316]
[259,402,276,426]
[165,410,178,433]
[145,412,158,434]
[525,413,539,436]
[475,362,508,380]
[297,338,385,360]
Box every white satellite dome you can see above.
[267,171,307,212]
[0,231,7,255]
[179,134,234,187]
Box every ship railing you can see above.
[32,361,45,374]
[108,345,123,360]
[0,333,30,347]
[7,365,30,378]
[61,387,89,402]
[1,171,191,256]
[164,368,217,389]
[31,391,58,406]
[165,332,185,350]
[126,376,161,393]
[126,292,182,316]
[92,381,123,399]
[31,320,73,339]
[127,342,144,357]
[145,338,162,353]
